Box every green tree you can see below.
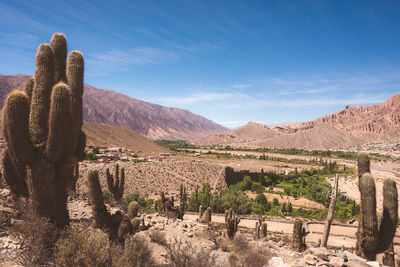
[273,198,279,206]
[255,193,267,205]
[251,182,264,194]
[288,202,293,213]
[223,189,252,214]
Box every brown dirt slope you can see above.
[193,121,277,146]
[83,121,169,153]
[0,74,227,140]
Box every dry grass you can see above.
[148,229,167,246]
[112,235,155,267]
[164,237,216,267]
[11,209,58,266]
[54,226,110,267]
[228,234,272,267]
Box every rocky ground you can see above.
[0,188,394,267]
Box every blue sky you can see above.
[1,0,400,128]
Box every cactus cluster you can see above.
[254,216,267,240]
[159,191,181,218]
[88,170,122,240]
[292,219,308,252]
[225,208,240,239]
[106,164,125,201]
[2,33,86,227]
[356,153,398,261]
[88,170,147,243]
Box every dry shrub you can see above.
[148,229,167,246]
[11,209,58,266]
[165,237,216,267]
[229,234,272,267]
[54,226,111,267]
[112,235,155,267]
[215,236,231,252]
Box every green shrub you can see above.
[124,192,146,207]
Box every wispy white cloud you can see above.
[156,92,234,106]
[86,47,178,75]
[232,83,252,89]
[89,48,178,65]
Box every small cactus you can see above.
[199,205,204,220]
[206,207,212,224]
[160,192,166,212]
[225,208,240,239]
[127,201,139,219]
[254,221,260,240]
[254,216,267,239]
[106,164,125,201]
[178,203,184,220]
[356,153,398,261]
[293,219,307,252]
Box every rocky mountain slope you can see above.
[193,94,400,150]
[0,74,227,140]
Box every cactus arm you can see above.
[119,168,125,199]
[357,153,370,180]
[74,130,86,161]
[45,83,71,162]
[24,76,35,102]
[106,168,113,192]
[115,164,119,193]
[66,51,84,155]
[3,91,34,165]
[2,149,28,198]
[376,179,398,253]
[50,33,67,83]
[88,170,112,228]
[29,44,54,145]
[359,173,379,254]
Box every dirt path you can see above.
[184,213,400,253]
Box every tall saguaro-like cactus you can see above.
[2,33,86,227]
[356,153,398,261]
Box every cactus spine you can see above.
[106,164,125,201]
[2,33,86,227]
[356,153,398,261]
[225,208,240,239]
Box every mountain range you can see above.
[192,95,400,150]
[0,74,227,140]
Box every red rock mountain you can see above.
[0,74,227,140]
[193,94,400,150]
